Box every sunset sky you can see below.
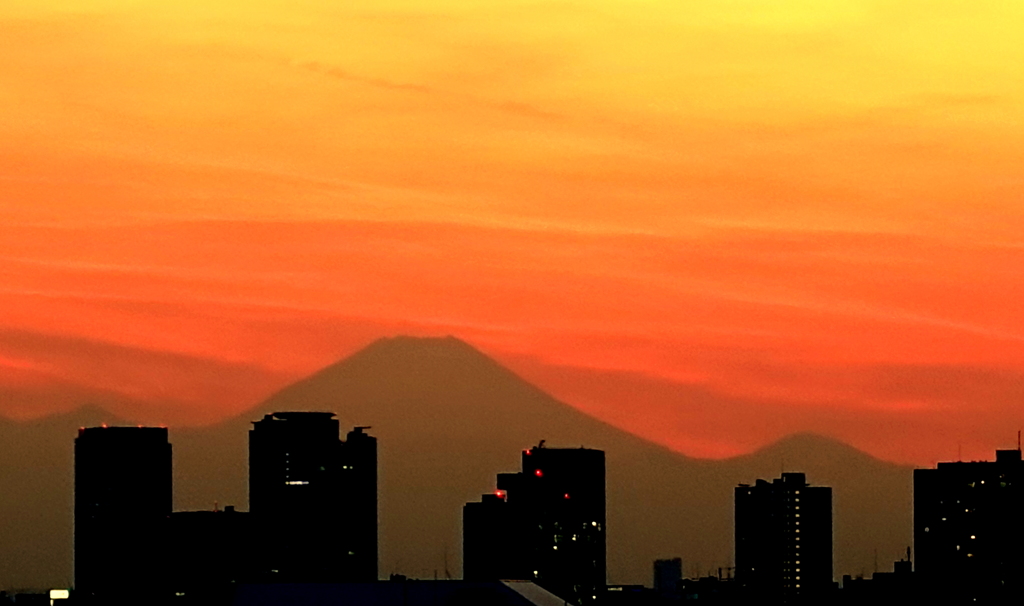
[2,0,1023,464]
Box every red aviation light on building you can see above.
[564,493,571,499]
[495,490,507,499]
[524,449,532,455]
[535,469,544,477]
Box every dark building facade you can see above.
[653,558,682,599]
[249,412,377,582]
[463,443,605,605]
[914,447,1023,603]
[74,426,172,604]
[838,557,917,606]
[340,426,378,581]
[166,507,254,603]
[734,472,832,604]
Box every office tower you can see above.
[914,447,1023,603]
[74,426,172,603]
[464,443,605,605]
[734,472,832,604]
[653,558,683,597]
[249,412,377,581]
[340,426,378,581]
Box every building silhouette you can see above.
[653,558,682,599]
[74,426,172,604]
[914,447,1023,603]
[463,491,530,582]
[734,472,832,604]
[340,426,378,581]
[838,554,917,606]
[166,506,254,603]
[463,442,605,605]
[249,412,377,582]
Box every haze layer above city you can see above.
[3,0,1024,465]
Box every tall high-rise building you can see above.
[914,447,1023,603]
[464,443,605,605]
[74,426,172,603]
[340,426,378,581]
[734,472,832,604]
[249,412,377,582]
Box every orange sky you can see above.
[2,0,1023,464]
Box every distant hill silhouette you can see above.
[0,336,912,589]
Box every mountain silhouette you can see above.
[0,336,912,589]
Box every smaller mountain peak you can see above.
[750,432,899,468]
[13,404,131,429]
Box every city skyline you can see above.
[3,337,1020,595]
[11,408,1021,604]
[3,0,1022,602]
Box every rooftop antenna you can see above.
[1018,430,1021,451]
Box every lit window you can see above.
[285,481,309,485]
